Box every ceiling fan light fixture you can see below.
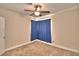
[34,11,40,16]
[24,4,50,16]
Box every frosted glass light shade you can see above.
[34,11,40,16]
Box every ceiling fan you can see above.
[24,4,50,17]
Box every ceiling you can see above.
[0,3,79,15]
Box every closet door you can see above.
[0,17,5,55]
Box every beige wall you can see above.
[0,8,31,49]
[54,8,79,51]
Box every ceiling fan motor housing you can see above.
[34,5,41,8]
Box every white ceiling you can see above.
[0,3,79,15]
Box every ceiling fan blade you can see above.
[40,11,50,13]
[27,3,32,5]
[30,13,34,16]
[24,9,34,12]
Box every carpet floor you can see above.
[2,41,79,56]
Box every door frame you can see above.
[0,16,5,55]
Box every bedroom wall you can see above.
[0,8,31,49]
[54,8,79,51]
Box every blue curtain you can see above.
[31,19,51,43]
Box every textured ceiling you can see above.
[0,3,79,15]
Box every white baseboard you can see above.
[5,40,36,51]
[0,51,5,55]
[52,44,79,53]
[5,40,79,54]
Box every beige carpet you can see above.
[2,41,79,56]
